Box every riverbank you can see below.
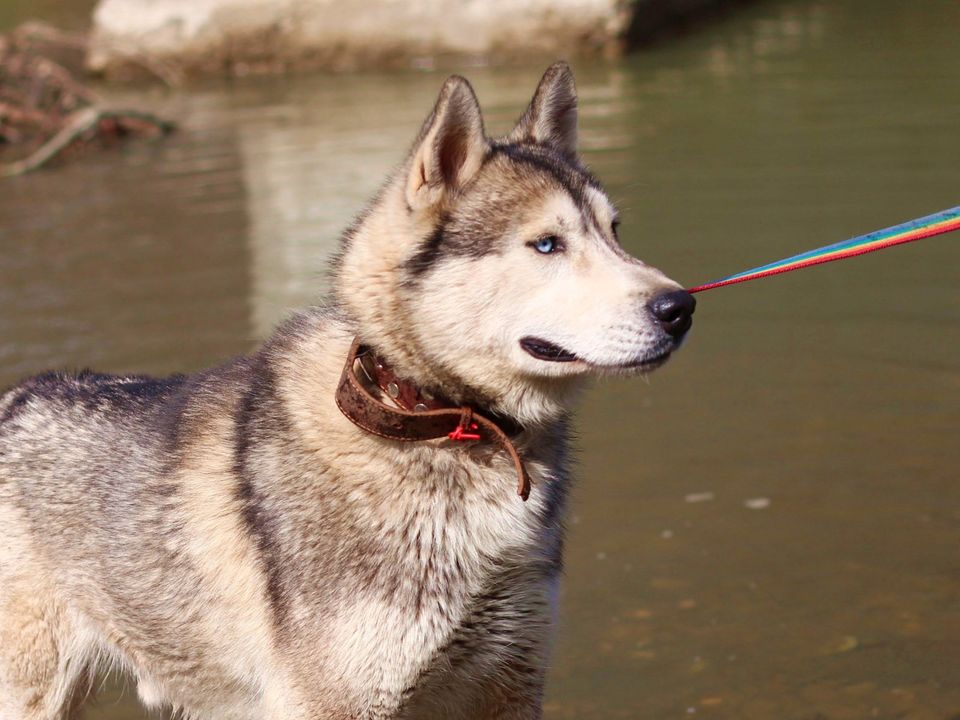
[86,0,753,79]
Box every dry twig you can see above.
[0,21,176,177]
[1,107,174,177]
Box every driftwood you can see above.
[0,21,176,177]
[2,107,174,177]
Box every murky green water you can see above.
[2,1,959,718]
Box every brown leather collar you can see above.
[335,338,531,500]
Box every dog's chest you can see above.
[315,448,560,705]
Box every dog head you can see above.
[335,62,694,424]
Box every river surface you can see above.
[1,1,958,718]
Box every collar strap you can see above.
[335,338,531,501]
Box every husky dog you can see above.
[0,63,694,720]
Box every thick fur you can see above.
[0,63,687,720]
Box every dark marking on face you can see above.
[402,207,506,285]
[488,142,602,213]
[405,215,449,277]
[401,142,613,284]
[491,143,625,256]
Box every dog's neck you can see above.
[355,345,448,413]
[335,337,532,499]
[346,341,522,435]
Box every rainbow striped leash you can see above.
[687,206,960,294]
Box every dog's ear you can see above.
[406,76,487,211]
[508,61,578,160]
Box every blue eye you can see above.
[532,236,560,254]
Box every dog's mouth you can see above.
[519,337,579,363]
[519,336,672,370]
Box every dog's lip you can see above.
[520,337,673,369]
[520,336,579,362]
[613,349,672,370]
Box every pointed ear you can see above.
[405,76,487,211]
[508,61,578,159]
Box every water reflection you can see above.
[0,120,251,378]
[235,79,421,336]
[0,1,958,718]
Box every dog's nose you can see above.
[648,289,696,339]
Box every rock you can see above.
[86,0,746,77]
[87,0,629,77]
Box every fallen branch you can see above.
[0,21,176,176]
[1,106,174,177]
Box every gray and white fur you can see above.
[0,63,693,720]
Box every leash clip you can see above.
[449,408,481,441]
[448,423,481,441]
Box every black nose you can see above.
[648,289,696,339]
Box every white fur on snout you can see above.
[408,189,681,386]
[517,246,668,370]
[525,187,682,369]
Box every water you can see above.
[2,1,958,717]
